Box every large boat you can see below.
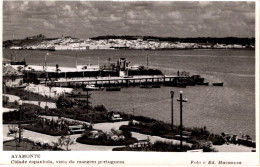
[83,85,104,91]
[212,82,224,86]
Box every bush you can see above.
[192,141,217,152]
[56,96,74,108]
[147,141,192,152]
[94,105,107,112]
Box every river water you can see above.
[3,49,255,139]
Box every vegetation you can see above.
[113,140,217,152]
[3,34,58,48]
[56,96,74,108]
[42,97,126,123]
[3,139,64,151]
[3,105,41,124]
[40,108,116,123]
[24,117,91,136]
[76,128,138,146]
[120,119,225,146]
[53,135,76,151]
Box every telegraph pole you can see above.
[170,91,174,130]
[180,91,183,151]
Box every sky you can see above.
[3,1,255,40]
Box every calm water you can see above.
[3,49,255,139]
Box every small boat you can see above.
[83,85,104,91]
[177,98,188,102]
[106,87,121,91]
[212,82,224,86]
[152,85,161,88]
[140,85,152,89]
[197,82,209,86]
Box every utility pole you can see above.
[180,91,183,151]
[170,91,174,130]
[45,53,49,86]
[86,90,89,113]
[146,54,149,69]
[18,100,23,145]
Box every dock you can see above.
[47,75,190,88]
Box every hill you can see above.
[3,34,58,48]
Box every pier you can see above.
[47,75,190,88]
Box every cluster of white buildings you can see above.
[11,37,254,50]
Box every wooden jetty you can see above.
[47,75,190,88]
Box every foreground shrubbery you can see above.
[120,120,225,146]
[113,140,217,152]
[3,139,64,151]
[76,128,138,146]
[24,118,91,136]
[3,105,42,124]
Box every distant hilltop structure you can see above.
[3,35,255,50]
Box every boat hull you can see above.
[212,82,224,86]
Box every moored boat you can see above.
[212,82,224,86]
[83,85,104,91]
[197,82,209,86]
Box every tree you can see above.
[3,96,9,106]
[57,135,76,151]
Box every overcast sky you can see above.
[3,1,255,40]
